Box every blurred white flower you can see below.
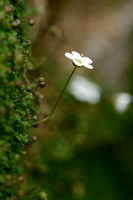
[68,75,101,104]
[113,93,132,113]
[65,51,93,69]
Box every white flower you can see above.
[113,92,132,113]
[65,51,93,69]
[68,75,101,104]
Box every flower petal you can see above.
[83,62,93,69]
[72,51,81,59]
[65,52,74,60]
[81,57,93,64]
[73,59,83,66]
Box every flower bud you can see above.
[28,18,34,26]
[11,19,21,28]
[40,81,46,88]
[32,115,38,120]
[32,136,38,141]
[22,40,32,47]
[27,86,32,92]
[24,50,30,56]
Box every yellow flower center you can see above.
[76,59,82,63]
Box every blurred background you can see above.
[22,0,133,199]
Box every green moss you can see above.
[0,0,39,198]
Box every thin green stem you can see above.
[31,66,76,126]
[31,116,51,126]
[51,66,76,114]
